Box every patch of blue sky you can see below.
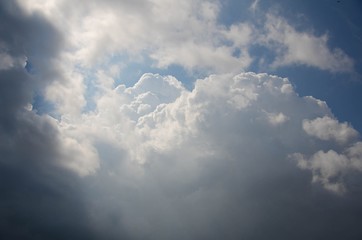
[81,68,99,113]
[32,93,55,115]
[24,60,56,116]
[218,0,256,26]
[24,60,34,73]
[247,44,279,73]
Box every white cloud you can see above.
[45,64,87,116]
[13,0,359,198]
[260,14,354,73]
[15,0,356,117]
[294,151,349,193]
[17,0,355,77]
[19,0,252,73]
[53,71,359,238]
[16,0,257,116]
[46,72,361,197]
[293,141,362,194]
[266,111,289,126]
[57,134,100,176]
[303,116,358,144]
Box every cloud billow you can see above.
[72,72,362,239]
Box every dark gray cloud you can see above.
[0,1,97,239]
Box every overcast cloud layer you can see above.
[1,0,362,239]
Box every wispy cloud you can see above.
[260,14,354,73]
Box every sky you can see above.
[1,0,362,239]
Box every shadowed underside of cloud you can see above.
[1,0,362,239]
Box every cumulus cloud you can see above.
[303,116,358,144]
[294,141,362,194]
[292,117,361,194]
[61,72,362,239]
[79,72,361,194]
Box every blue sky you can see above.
[1,0,362,239]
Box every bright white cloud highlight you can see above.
[261,14,354,73]
[303,116,358,144]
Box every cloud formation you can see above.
[12,0,355,119]
[1,0,362,239]
[77,71,362,194]
[261,14,355,72]
[63,72,362,239]
[303,116,358,144]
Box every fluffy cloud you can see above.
[292,116,361,194]
[78,72,361,193]
[63,72,362,239]
[294,141,362,194]
[18,0,251,72]
[16,0,355,78]
[14,0,355,117]
[303,116,358,144]
[261,14,354,73]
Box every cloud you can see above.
[294,141,362,194]
[303,116,358,144]
[260,14,355,73]
[16,0,355,77]
[1,0,362,239]
[62,72,362,239]
[18,0,252,72]
[0,1,100,239]
[293,116,361,194]
[81,72,361,193]
[13,0,355,117]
